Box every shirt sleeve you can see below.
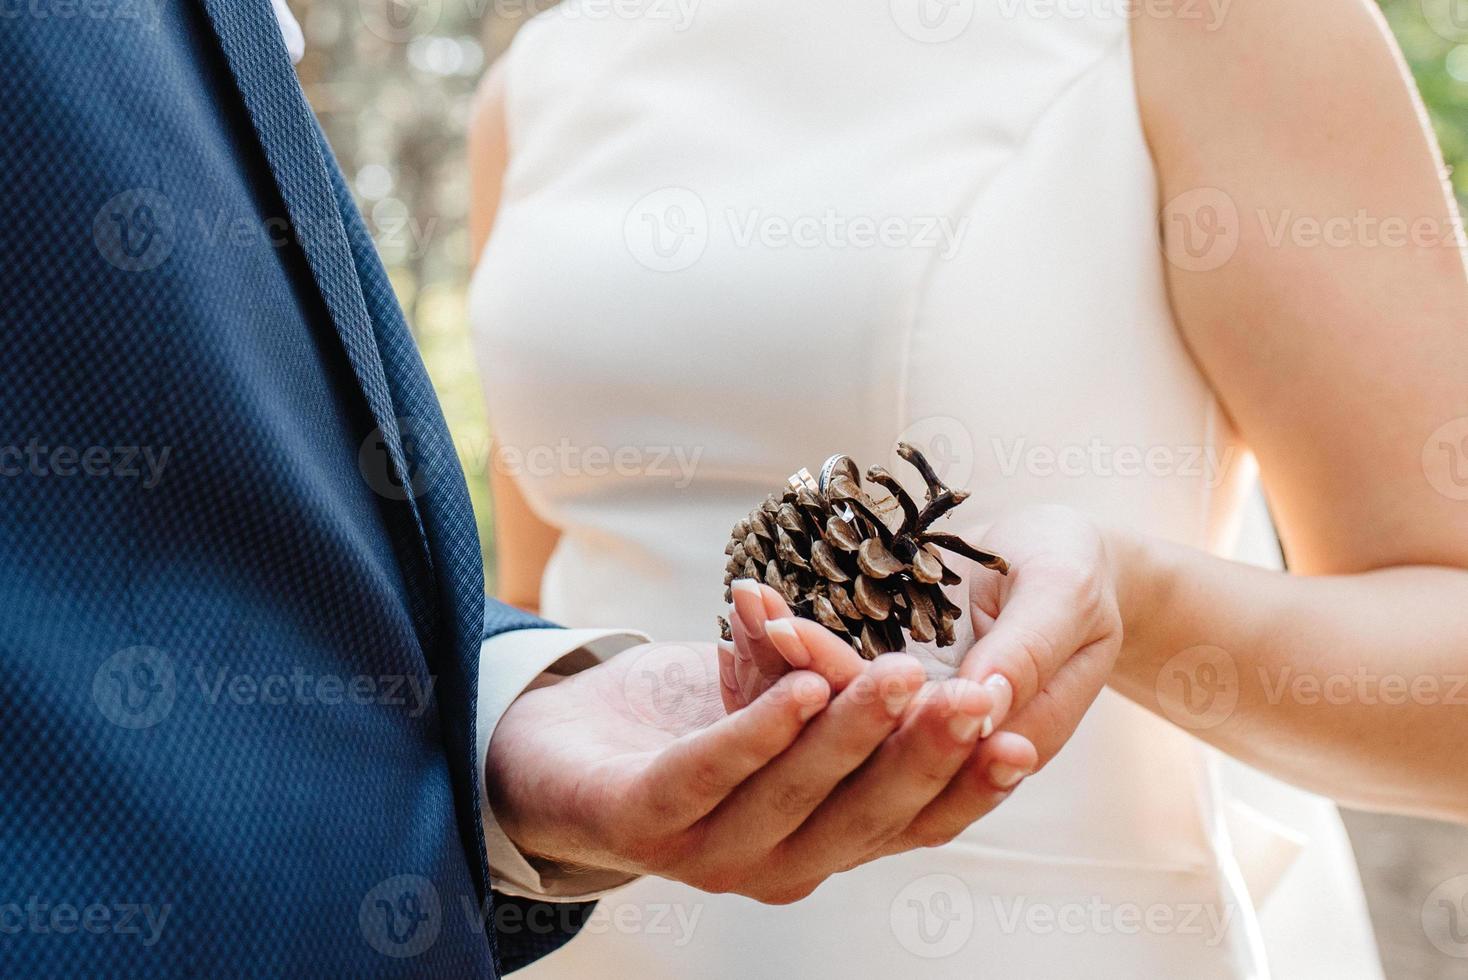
[476,627,650,900]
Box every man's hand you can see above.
[486,640,1005,904]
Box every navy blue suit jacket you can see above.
[0,3,582,975]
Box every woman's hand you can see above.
[955,505,1124,773]
[725,504,1121,797]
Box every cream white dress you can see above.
[470,2,1383,976]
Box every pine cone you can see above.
[717,443,1009,660]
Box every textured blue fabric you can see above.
[0,3,575,975]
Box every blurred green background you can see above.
[292,7,1468,975]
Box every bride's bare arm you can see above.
[469,64,560,614]
[1109,0,1468,820]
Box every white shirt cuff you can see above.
[477,627,649,901]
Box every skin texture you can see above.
[474,0,1468,896]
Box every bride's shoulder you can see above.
[1131,0,1408,156]
[1130,0,1393,88]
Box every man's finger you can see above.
[704,654,926,848]
[637,669,831,829]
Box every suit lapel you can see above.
[197,0,440,642]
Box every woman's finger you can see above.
[730,606,781,705]
[958,568,1096,730]
[765,615,868,692]
[870,731,1039,858]
[731,578,791,685]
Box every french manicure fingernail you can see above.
[765,619,811,667]
[982,673,1013,728]
[989,764,1029,789]
[979,714,994,739]
[731,579,765,636]
[948,713,983,743]
[882,684,915,719]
